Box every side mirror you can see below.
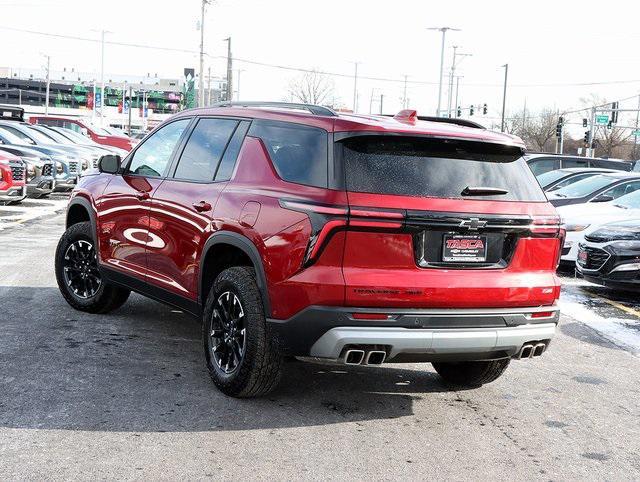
[98,154,121,174]
[591,194,614,203]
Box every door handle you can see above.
[135,191,150,201]
[192,201,212,212]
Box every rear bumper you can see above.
[268,305,559,361]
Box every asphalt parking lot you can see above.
[1,200,639,480]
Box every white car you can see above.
[557,190,640,263]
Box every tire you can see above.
[202,266,283,398]
[55,221,130,314]
[432,359,510,388]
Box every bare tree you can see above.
[503,109,561,152]
[286,70,336,106]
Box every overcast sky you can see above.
[1,0,640,125]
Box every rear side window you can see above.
[340,136,546,202]
[215,121,250,181]
[528,158,560,175]
[249,120,328,187]
[174,118,238,181]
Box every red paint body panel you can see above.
[28,115,136,151]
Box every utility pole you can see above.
[206,66,211,105]
[500,63,509,132]
[588,107,596,157]
[224,37,232,102]
[428,27,460,117]
[44,54,50,115]
[127,86,133,136]
[198,0,210,108]
[634,94,640,159]
[379,94,384,115]
[454,75,462,117]
[352,62,360,112]
[402,75,408,109]
[447,46,471,118]
[236,69,244,100]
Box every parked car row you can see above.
[530,154,640,291]
[0,105,133,204]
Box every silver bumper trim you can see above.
[309,323,556,360]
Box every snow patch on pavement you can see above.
[559,297,640,356]
[0,198,68,231]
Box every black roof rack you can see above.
[212,101,337,117]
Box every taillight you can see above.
[531,215,564,267]
[279,199,405,266]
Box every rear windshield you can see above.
[536,169,567,187]
[551,175,614,198]
[339,136,545,201]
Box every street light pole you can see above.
[352,62,360,112]
[43,54,50,115]
[500,63,509,132]
[428,27,459,117]
[199,0,210,108]
[402,75,408,109]
[224,37,232,102]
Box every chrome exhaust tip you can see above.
[518,344,534,359]
[533,343,547,357]
[344,349,365,365]
[364,350,386,365]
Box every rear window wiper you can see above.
[461,186,509,196]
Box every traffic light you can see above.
[556,123,562,138]
[457,106,462,117]
[607,120,613,129]
[582,118,588,128]
[469,104,474,116]
[611,102,619,124]
[482,103,487,115]
[584,131,590,146]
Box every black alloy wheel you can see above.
[208,291,247,374]
[62,239,102,299]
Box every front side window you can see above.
[127,119,190,177]
[598,180,640,200]
[341,136,545,201]
[174,118,238,182]
[250,120,328,187]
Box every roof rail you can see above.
[212,101,337,117]
[382,113,485,129]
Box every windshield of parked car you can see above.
[0,127,26,145]
[613,190,640,210]
[551,175,615,198]
[31,127,73,144]
[340,136,546,201]
[54,128,93,144]
[1,124,53,145]
[536,170,567,187]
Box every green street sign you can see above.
[596,115,609,125]
[633,130,640,137]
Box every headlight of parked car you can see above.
[82,159,88,170]
[563,223,590,232]
[56,161,64,174]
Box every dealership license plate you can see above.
[442,234,488,262]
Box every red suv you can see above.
[55,102,562,397]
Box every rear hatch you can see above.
[337,135,561,308]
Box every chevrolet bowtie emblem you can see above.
[459,218,487,230]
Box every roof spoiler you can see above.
[386,111,485,130]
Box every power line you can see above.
[2,25,640,89]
